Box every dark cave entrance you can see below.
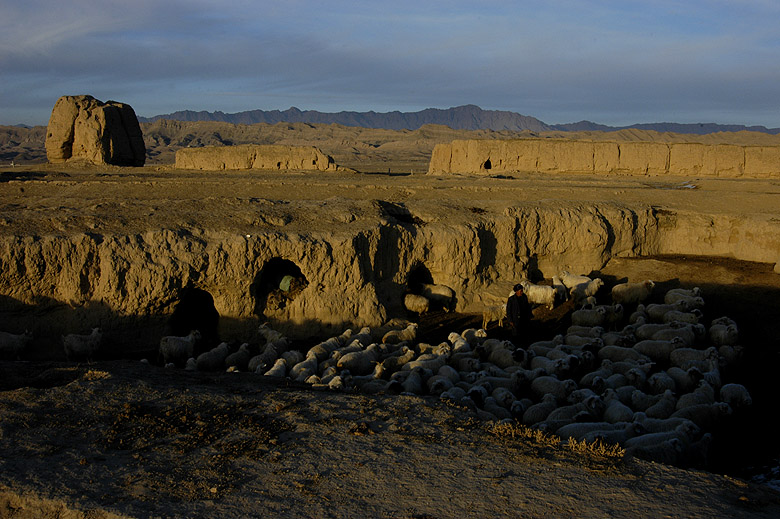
[253,258,309,318]
[405,263,434,296]
[165,286,220,353]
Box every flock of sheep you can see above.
[149,272,749,468]
[0,272,751,469]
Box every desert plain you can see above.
[1,121,780,518]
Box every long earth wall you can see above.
[429,139,780,178]
[2,202,779,355]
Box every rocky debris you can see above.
[45,95,145,166]
[429,139,780,178]
[174,144,342,171]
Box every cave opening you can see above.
[405,263,434,295]
[253,258,309,318]
[482,159,492,170]
[165,286,220,353]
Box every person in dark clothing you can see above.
[506,283,533,345]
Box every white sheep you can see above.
[520,280,557,310]
[522,393,559,425]
[665,287,701,299]
[566,325,604,338]
[257,322,284,344]
[602,390,635,423]
[664,289,704,305]
[382,323,418,344]
[675,380,716,410]
[662,309,703,325]
[403,293,430,315]
[368,318,411,343]
[666,366,703,394]
[569,278,605,303]
[559,270,593,289]
[597,304,624,329]
[624,421,701,450]
[403,352,449,373]
[598,345,650,364]
[289,354,319,382]
[337,343,381,375]
[249,341,282,372]
[632,337,686,364]
[669,346,719,370]
[0,330,33,359]
[530,376,578,403]
[461,328,488,345]
[63,327,103,362]
[225,343,252,371]
[644,389,678,419]
[571,306,608,327]
[645,301,687,322]
[196,342,230,372]
[481,303,506,329]
[551,275,568,303]
[380,346,416,374]
[580,422,648,446]
[708,320,739,347]
[555,420,637,441]
[611,280,655,305]
[670,402,732,430]
[159,329,201,366]
[664,294,705,311]
[718,383,752,409]
[650,323,704,346]
[419,283,456,312]
[263,358,288,377]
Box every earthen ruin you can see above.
[429,139,780,178]
[175,144,341,171]
[45,95,145,166]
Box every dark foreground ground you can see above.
[1,255,780,518]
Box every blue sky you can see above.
[1,0,778,127]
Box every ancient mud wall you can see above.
[175,144,340,171]
[428,139,780,178]
[2,203,779,356]
[45,95,146,167]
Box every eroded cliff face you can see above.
[2,201,778,356]
[174,144,341,171]
[429,139,780,178]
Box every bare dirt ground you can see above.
[1,151,780,516]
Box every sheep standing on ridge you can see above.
[611,280,655,305]
[482,303,506,329]
[520,280,557,310]
[569,278,605,303]
[196,342,230,371]
[404,294,430,315]
[63,328,103,362]
[0,330,33,360]
[159,329,201,366]
[420,283,456,312]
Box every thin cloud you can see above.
[1,1,779,127]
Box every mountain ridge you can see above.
[139,104,780,135]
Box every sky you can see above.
[1,0,779,128]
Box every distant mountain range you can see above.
[139,104,780,135]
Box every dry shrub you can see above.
[82,369,111,381]
[566,437,626,459]
[487,422,561,448]
[488,422,626,462]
